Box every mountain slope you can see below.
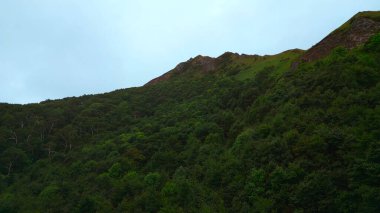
[1,12,380,213]
[300,11,380,62]
[146,49,304,86]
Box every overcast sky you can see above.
[1,0,379,104]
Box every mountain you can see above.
[1,11,380,213]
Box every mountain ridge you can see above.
[300,11,380,62]
[147,11,380,86]
[145,52,260,85]
[145,49,305,86]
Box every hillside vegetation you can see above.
[1,12,380,213]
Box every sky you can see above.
[0,0,379,104]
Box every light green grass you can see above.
[234,50,303,81]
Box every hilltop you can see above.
[147,11,380,84]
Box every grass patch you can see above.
[234,50,303,81]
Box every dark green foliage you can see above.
[1,34,380,212]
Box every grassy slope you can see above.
[333,11,380,34]
[234,50,303,80]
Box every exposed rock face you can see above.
[189,55,217,72]
[300,14,380,62]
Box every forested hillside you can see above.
[1,12,380,212]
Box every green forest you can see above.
[1,15,380,213]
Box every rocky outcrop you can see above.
[146,52,257,85]
[145,55,217,85]
[300,12,380,62]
